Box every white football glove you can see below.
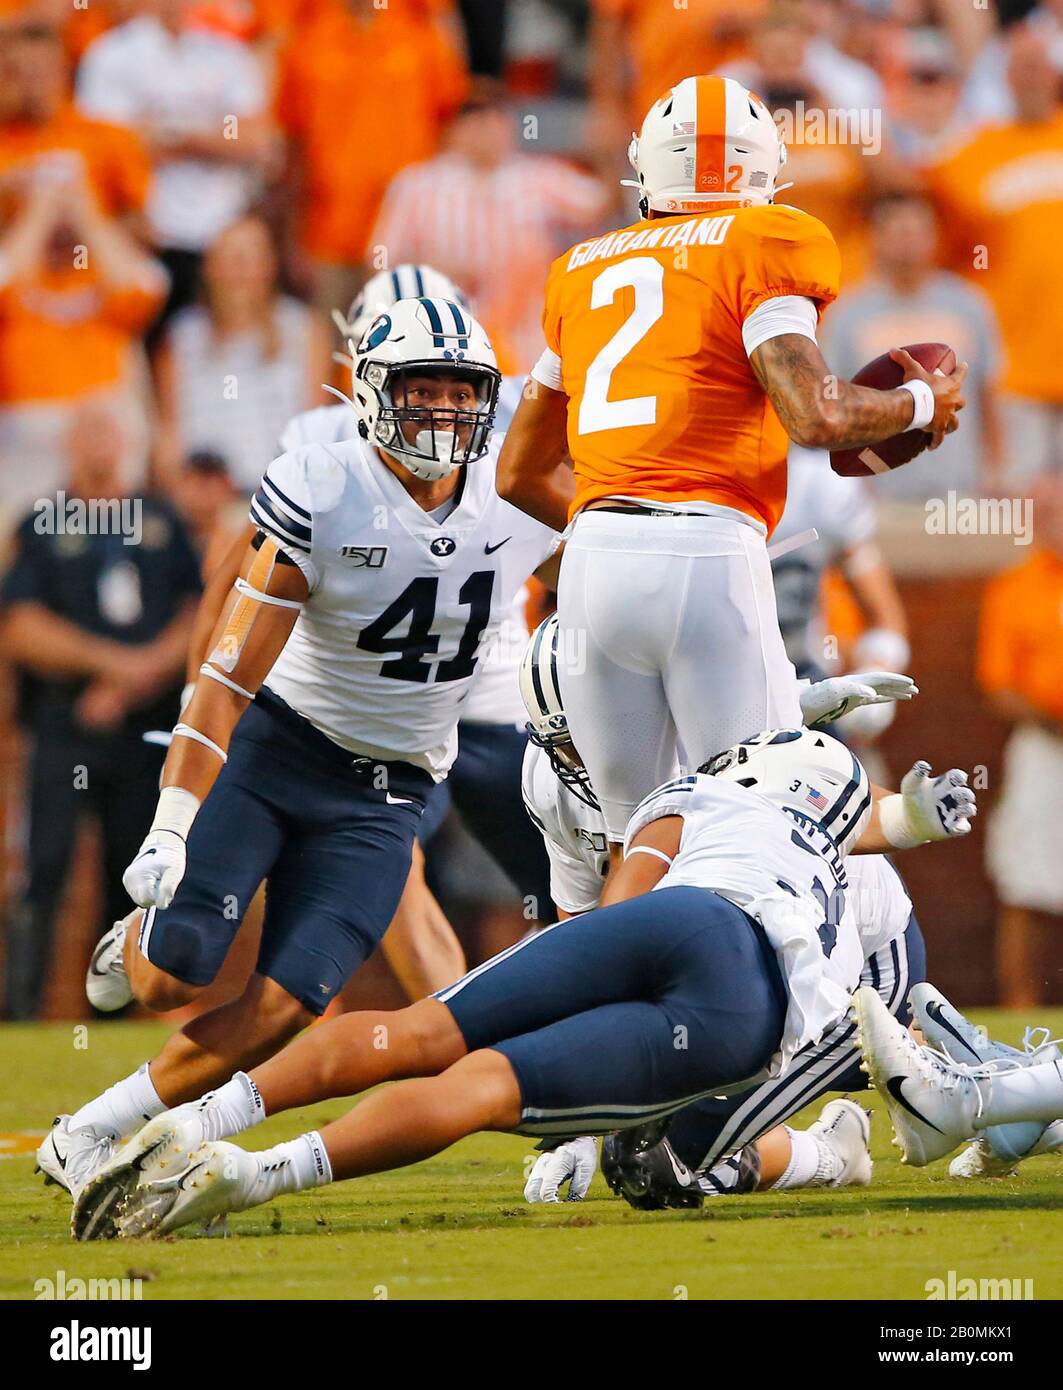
[800,671,918,728]
[524,1136,597,1203]
[122,830,187,909]
[880,761,977,848]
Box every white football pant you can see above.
[556,510,802,839]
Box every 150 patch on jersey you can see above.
[338,545,389,568]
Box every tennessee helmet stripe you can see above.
[694,75,726,196]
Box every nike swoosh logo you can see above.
[143,848,157,857]
[662,1143,693,1187]
[89,938,112,977]
[385,793,413,805]
[484,538,511,555]
[886,1075,944,1133]
[924,999,982,1063]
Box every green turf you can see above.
[2,1014,1063,1300]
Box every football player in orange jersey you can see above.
[498,74,967,853]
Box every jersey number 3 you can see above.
[577,258,664,437]
[358,571,494,683]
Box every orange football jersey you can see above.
[543,203,840,533]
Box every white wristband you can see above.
[149,786,201,842]
[877,792,925,850]
[898,379,935,431]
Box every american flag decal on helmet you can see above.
[806,786,829,811]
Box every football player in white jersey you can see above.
[38,298,560,1213]
[74,724,890,1239]
[516,616,966,1204]
[164,262,553,1002]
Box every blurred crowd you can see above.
[0,0,1061,1017]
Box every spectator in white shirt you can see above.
[75,0,274,335]
[154,214,331,492]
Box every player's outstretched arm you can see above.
[122,534,308,910]
[855,764,977,854]
[751,335,966,451]
[496,378,575,531]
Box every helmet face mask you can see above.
[361,360,499,481]
[527,723,601,811]
[352,299,500,482]
[520,615,601,811]
[700,727,872,856]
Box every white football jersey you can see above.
[249,434,558,777]
[522,742,609,913]
[276,399,531,729]
[625,773,870,1073]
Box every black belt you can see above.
[587,503,677,518]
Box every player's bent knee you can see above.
[403,997,469,1073]
[250,976,315,1038]
[448,1048,522,1131]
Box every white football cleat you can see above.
[852,986,983,1166]
[71,1100,223,1241]
[910,983,1061,1165]
[116,1141,260,1238]
[85,915,133,1013]
[807,1098,873,1187]
[35,1116,114,1199]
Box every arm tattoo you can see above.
[752,334,915,450]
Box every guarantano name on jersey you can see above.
[249,433,558,778]
[277,402,531,728]
[624,773,893,1073]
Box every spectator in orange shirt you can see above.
[978,476,1063,1007]
[0,18,150,229]
[274,0,468,315]
[0,159,167,531]
[931,26,1063,485]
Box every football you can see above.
[829,341,957,477]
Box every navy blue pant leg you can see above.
[438,885,787,1136]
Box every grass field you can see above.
[3,1014,1063,1301]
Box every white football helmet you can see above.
[627,74,787,216]
[335,264,468,345]
[701,727,872,855]
[520,615,599,810]
[351,297,500,481]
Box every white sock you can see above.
[768,1127,840,1190]
[68,1063,165,1141]
[978,1058,1063,1129]
[251,1131,333,1202]
[199,1073,266,1141]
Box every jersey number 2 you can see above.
[357,571,494,683]
[577,257,664,437]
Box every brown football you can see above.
[829,341,957,478]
